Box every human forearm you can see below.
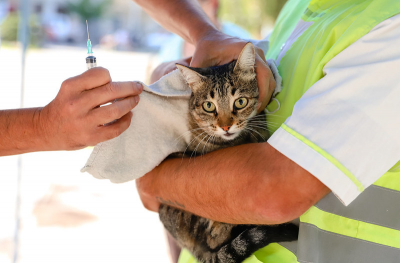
[0,108,49,156]
[137,142,330,225]
[133,0,216,45]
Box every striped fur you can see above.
[159,205,298,263]
[160,44,298,263]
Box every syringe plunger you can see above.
[86,55,97,69]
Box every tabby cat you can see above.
[159,43,298,263]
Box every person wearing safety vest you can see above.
[134,0,400,262]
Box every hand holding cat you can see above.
[191,31,276,112]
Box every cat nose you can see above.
[221,126,231,132]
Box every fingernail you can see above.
[135,82,143,92]
[134,96,140,104]
[257,102,262,109]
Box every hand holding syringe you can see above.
[84,20,141,127]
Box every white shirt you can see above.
[268,14,400,206]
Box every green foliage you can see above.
[0,13,18,41]
[0,13,44,46]
[67,0,111,21]
[219,0,287,37]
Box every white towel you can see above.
[81,39,282,183]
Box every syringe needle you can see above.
[86,20,90,40]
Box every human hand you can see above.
[39,67,143,151]
[136,172,161,213]
[150,57,192,84]
[191,31,276,112]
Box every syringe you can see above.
[86,20,97,69]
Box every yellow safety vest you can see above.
[179,0,400,262]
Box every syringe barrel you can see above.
[86,55,97,70]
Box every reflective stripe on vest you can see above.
[298,171,400,263]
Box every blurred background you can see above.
[0,0,286,262]
[0,0,286,50]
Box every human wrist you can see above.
[191,25,220,46]
[36,104,59,151]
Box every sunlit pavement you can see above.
[0,46,171,263]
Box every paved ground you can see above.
[0,46,171,263]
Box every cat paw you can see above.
[278,223,299,241]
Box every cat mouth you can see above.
[221,132,238,141]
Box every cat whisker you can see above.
[265,121,281,124]
[244,127,266,141]
[264,113,286,118]
[248,121,280,128]
[249,118,278,122]
[249,119,281,126]
[187,131,207,148]
[266,122,282,128]
[176,126,211,143]
[212,135,216,149]
[246,122,270,127]
[248,116,267,121]
[249,114,268,117]
[250,119,268,123]
[175,127,203,138]
[174,127,211,145]
[182,131,208,161]
[247,122,266,126]
[243,128,259,141]
[189,133,211,163]
[200,135,211,156]
[201,134,215,157]
[244,121,267,127]
[192,134,210,161]
[248,118,280,125]
[247,124,271,131]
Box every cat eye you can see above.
[202,101,216,113]
[234,98,248,109]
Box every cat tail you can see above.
[212,224,299,263]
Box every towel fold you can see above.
[81,39,281,183]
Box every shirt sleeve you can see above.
[268,14,400,206]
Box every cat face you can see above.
[177,43,259,141]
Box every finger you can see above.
[181,56,192,67]
[255,55,276,113]
[162,63,179,75]
[91,111,133,144]
[82,81,143,109]
[163,57,191,75]
[165,56,192,73]
[90,95,139,125]
[255,47,268,64]
[150,61,177,84]
[150,57,193,84]
[63,67,112,92]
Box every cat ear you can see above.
[176,64,206,92]
[233,42,256,78]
